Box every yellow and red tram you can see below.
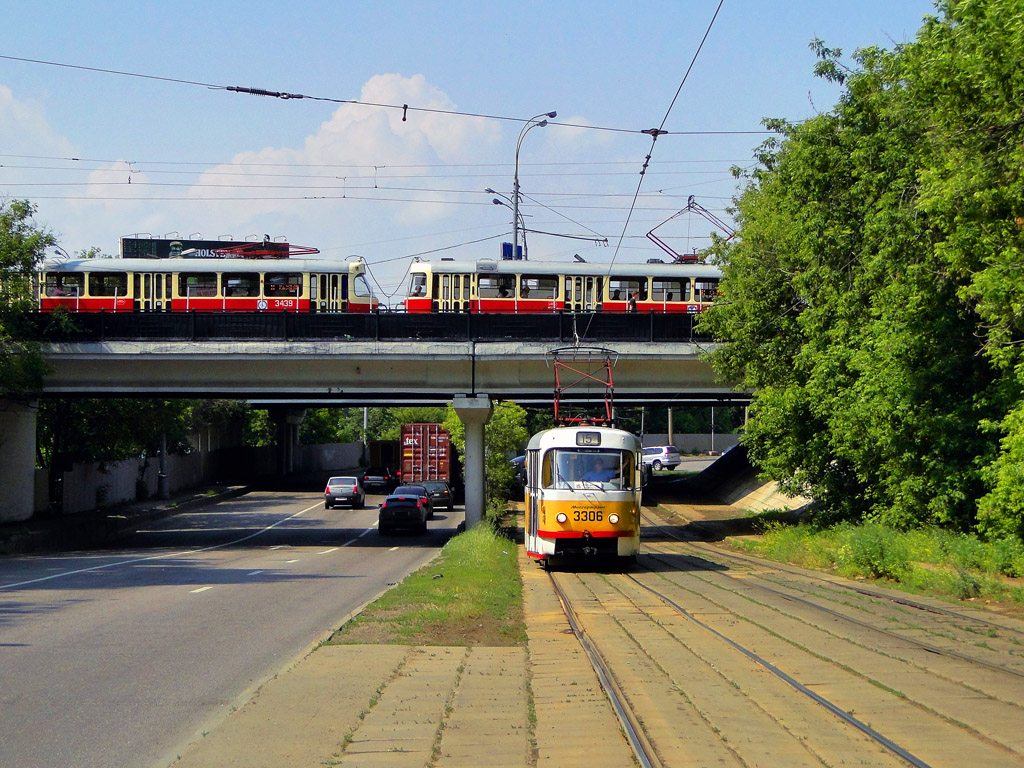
[404,258,721,314]
[36,256,377,313]
[525,426,643,566]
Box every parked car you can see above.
[420,479,454,512]
[324,476,365,509]
[392,484,434,519]
[362,466,397,493]
[378,488,430,534]
[642,446,682,471]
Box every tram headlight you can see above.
[556,512,568,524]
[608,513,620,525]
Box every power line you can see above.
[0,53,771,138]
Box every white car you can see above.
[642,446,682,471]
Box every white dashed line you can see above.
[190,586,213,594]
[388,546,399,552]
[285,559,299,564]
[318,548,339,555]
[247,570,264,576]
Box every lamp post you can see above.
[486,188,530,257]
[512,111,556,259]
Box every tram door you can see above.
[526,449,541,554]
[134,272,154,311]
[565,276,602,312]
[436,273,471,312]
[311,273,344,312]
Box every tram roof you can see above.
[39,257,367,274]
[527,426,642,451]
[411,258,722,279]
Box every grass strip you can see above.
[736,518,1024,607]
[329,524,527,646]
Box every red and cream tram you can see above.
[404,258,721,314]
[37,256,377,313]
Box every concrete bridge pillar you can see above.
[270,407,306,476]
[453,394,492,530]
[0,400,38,522]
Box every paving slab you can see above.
[519,548,636,767]
[174,644,408,768]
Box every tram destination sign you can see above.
[119,236,290,259]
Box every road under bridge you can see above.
[3,313,747,527]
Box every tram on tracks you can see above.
[404,257,721,314]
[36,246,377,314]
[524,425,643,566]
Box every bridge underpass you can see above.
[1,335,747,527]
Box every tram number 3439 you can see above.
[572,510,604,522]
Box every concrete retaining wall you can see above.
[295,442,364,474]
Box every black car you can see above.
[392,484,434,519]
[378,489,430,534]
[362,466,397,493]
[420,479,454,512]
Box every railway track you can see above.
[642,510,1024,677]
[542,512,1024,767]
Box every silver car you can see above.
[641,446,682,471]
[324,476,365,509]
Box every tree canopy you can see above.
[0,200,55,400]
[703,0,1024,536]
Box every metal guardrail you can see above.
[22,311,709,343]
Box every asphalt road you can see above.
[0,490,463,768]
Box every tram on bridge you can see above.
[404,258,722,314]
[37,254,378,314]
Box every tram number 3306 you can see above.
[572,510,604,522]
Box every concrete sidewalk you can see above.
[170,547,634,767]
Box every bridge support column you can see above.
[270,407,306,476]
[0,401,38,522]
[453,394,492,530]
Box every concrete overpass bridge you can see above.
[2,312,746,526]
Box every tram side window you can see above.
[479,275,515,298]
[608,277,647,301]
[409,273,427,298]
[88,272,129,297]
[179,273,218,297]
[223,273,259,297]
[652,279,689,302]
[520,275,558,299]
[265,273,303,297]
[694,278,720,303]
[44,273,83,296]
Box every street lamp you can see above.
[513,111,556,259]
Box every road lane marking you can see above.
[388,547,399,552]
[318,548,338,555]
[0,500,325,591]
[190,586,213,594]
[247,570,264,576]
[286,559,299,564]
[341,526,377,547]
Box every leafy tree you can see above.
[0,200,55,400]
[703,1,1024,533]
[444,400,528,504]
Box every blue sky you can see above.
[1,1,936,299]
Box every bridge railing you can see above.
[22,311,710,343]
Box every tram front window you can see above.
[542,449,634,489]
